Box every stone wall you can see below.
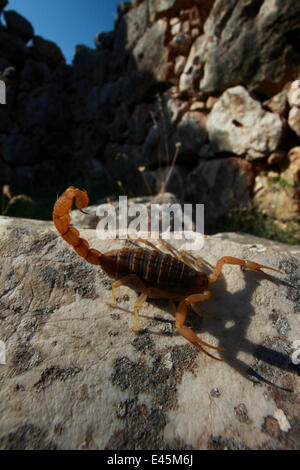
[0,0,299,229]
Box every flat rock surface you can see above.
[0,216,299,450]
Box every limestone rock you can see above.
[171,110,207,157]
[71,192,185,232]
[253,175,298,222]
[73,46,108,87]
[207,86,284,160]
[186,157,254,223]
[2,127,40,166]
[0,24,29,66]
[169,33,192,55]
[130,19,169,83]
[287,79,300,108]
[3,10,34,43]
[199,0,300,96]
[0,216,299,449]
[30,36,66,69]
[254,149,300,224]
[137,166,190,201]
[264,91,288,117]
[267,151,287,166]
[174,55,186,76]
[94,30,115,51]
[19,59,50,92]
[179,35,205,96]
[124,0,150,50]
[288,107,300,137]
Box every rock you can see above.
[99,80,122,108]
[103,143,143,181]
[254,148,300,223]
[0,25,29,66]
[206,86,284,160]
[206,95,218,110]
[286,147,300,195]
[0,216,299,449]
[124,0,150,51]
[117,2,132,16]
[186,157,254,223]
[127,103,152,145]
[142,125,165,167]
[170,20,181,36]
[190,100,205,111]
[0,0,299,227]
[179,35,205,96]
[169,33,192,55]
[16,84,70,132]
[130,19,169,84]
[264,91,288,117]
[0,57,10,72]
[142,116,185,169]
[171,110,207,157]
[73,46,108,87]
[267,151,287,166]
[71,192,185,232]
[253,175,299,222]
[3,10,34,43]
[199,0,300,96]
[212,232,300,260]
[19,60,50,91]
[137,165,190,200]
[149,0,181,20]
[0,0,8,13]
[107,102,129,141]
[2,127,40,166]
[174,55,186,76]
[287,79,300,108]
[288,107,300,137]
[30,36,66,69]
[94,30,115,50]
[158,91,189,127]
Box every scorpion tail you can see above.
[53,186,103,265]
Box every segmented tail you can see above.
[53,186,103,265]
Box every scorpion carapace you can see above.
[53,186,283,361]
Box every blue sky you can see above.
[3,0,123,64]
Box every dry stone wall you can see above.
[0,0,299,229]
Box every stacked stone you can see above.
[0,0,299,231]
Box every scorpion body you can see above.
[53,186,282,361]
[105,245,209,289]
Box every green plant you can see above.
[208,203,300,245]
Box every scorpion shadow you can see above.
[143,268,299,392]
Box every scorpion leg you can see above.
[176,292,224,361]
[178,250,213,271]
[209,256,283,285]
[111,274,150,329]
[158,239,213,271]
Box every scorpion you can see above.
[53,186,283,361]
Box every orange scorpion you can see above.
[53,186,283,361]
